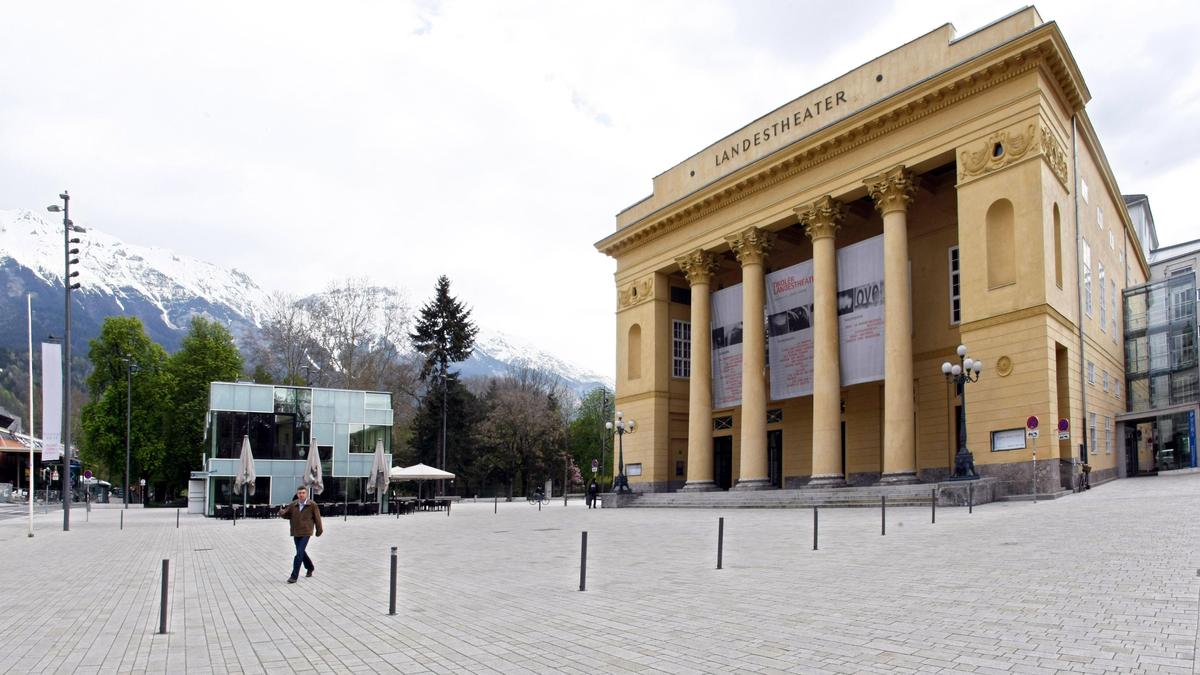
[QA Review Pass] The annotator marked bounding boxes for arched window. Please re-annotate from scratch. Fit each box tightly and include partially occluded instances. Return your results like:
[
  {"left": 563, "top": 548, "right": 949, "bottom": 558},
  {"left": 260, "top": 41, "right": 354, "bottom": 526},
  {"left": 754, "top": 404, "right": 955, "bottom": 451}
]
[
  {"left": 986, "top": 198, "right": 1016, "bottom": 288},
  {"left": 627, "top": 324, "right": 642, "bottom": 380},
  {"left": 1053, "top": 203, "right": 1063, "bottom": 289}
]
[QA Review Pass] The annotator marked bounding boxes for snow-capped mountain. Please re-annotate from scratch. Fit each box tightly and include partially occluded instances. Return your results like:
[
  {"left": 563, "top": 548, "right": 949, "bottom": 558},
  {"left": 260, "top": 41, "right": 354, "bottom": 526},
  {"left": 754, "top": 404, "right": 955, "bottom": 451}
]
[
  {"left": 0, "top": 208, "right": 271, "bottom": 353},
  {"left": 0, "top": 208, "right": 612, "bottom": 396}
]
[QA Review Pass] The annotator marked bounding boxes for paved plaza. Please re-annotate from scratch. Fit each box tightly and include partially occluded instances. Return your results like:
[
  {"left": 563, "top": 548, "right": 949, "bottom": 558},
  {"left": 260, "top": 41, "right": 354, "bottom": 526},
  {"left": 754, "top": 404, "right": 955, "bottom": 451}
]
[{"left": 1, "top": 476, "right": 1198, "bottom": 674}]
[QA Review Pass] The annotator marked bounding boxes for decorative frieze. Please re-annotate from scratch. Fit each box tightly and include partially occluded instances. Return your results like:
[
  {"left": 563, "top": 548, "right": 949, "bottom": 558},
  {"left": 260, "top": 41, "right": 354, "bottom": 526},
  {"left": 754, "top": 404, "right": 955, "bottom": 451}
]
[
  {"left": 617, "top": 276, "right": 654, "bottom": 309},
  {"left": 958, "top": 122, "right": 1069, "bottom": 188}
]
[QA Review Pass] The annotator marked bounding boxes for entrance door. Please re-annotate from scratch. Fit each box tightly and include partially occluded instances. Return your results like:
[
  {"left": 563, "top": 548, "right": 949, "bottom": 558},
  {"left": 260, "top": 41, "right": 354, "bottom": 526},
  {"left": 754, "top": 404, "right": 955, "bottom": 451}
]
[
  {"left": 1124, "top": 425, "right": 1138, "bottom": 477},
  {"left": 713, "top": 437, "right": 733, "bottom": 490},
  {"left": 767, "top": 430, "right": 783, "bottom": 488}
]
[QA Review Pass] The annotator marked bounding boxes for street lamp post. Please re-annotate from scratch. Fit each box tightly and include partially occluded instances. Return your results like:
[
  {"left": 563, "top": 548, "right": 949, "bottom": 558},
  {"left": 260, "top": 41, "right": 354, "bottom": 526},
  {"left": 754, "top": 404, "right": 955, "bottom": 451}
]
[
  {"left": 121, "top": 356, "right": 139, "bottom": 509},
  {"left": 47, "top": 191, "right": 83, "bottom": 531},
  {"left": 942, "top": 344, "right": 983, "bottom": 480},
  {"left": 605, "top": 411, "right": 635, "bottom": 493}
]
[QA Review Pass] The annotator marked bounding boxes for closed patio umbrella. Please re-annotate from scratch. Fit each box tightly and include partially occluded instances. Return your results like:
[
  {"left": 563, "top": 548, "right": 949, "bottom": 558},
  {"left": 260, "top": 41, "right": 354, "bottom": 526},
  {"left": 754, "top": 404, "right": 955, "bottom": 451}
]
[
  {"left": 365, "top": 438, "right": 389, "bottom": 514},
  {"left": 303, "top": 441, "right": 324, "bottom": 497},
  {"left": 234, "top": 435, "right": 256, "bottom": 517}
]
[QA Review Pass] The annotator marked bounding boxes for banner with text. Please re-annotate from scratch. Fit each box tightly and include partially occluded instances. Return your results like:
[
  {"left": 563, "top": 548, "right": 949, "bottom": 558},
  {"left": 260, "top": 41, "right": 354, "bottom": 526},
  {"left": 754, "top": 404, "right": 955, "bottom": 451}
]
[
  {"left": 710, "top": 284, "right": 744, "bottom": 409},
  {"left": 41, "top": 342, "right": 62, "bottom": 462},
  {"left": 763, "top": 234, "right": 886, "bottom": 401},
  {"left": 835, "top": 235, "right": 885, "bottom": 386},
  {"left": 764, "top": 260, "right": 816, "bottom": 400}
]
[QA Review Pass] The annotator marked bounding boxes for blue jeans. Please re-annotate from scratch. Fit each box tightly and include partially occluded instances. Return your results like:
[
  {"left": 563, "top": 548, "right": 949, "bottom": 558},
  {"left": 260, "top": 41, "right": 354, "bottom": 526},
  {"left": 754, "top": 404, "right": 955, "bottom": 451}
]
[{"left": 291, "top": 536, "right": 314, "bottom": 579}]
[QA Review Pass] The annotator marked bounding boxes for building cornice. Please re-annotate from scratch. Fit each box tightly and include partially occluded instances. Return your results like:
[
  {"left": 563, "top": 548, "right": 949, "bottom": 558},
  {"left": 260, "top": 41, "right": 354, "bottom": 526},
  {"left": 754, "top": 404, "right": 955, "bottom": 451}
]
[{"left": 596, "top": 24, "right": 1088, "bottom": 259}]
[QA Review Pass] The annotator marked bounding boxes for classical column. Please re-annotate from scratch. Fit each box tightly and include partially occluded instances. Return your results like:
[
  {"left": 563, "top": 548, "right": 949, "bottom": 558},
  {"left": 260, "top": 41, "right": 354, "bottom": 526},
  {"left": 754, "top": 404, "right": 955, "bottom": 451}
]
[
  {"left": 796, "top": 196, "right": 847, "bottom": 488},
  {"left": 866, "top": 165, "right": 920, "bottom": 484},
  {"left": 677, "top": 249, "right": 720, "bottom": 491},
  {"left": 726, "top": 226, "right": 775, "bottom": 490}
]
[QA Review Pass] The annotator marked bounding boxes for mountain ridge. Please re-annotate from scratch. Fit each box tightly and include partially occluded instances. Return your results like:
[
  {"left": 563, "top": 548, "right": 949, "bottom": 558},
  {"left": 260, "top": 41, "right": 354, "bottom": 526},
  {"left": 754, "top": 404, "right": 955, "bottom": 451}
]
[{"left": 0, "top": 208, "right": 612, "bottom": 397}]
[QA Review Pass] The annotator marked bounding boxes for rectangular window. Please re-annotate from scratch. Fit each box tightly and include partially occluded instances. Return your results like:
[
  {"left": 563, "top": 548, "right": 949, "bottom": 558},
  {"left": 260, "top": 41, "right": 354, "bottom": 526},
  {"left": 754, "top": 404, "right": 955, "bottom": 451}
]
[
  {"left": 1081, "top": 177, "right": 1089, "bottom": 203},
  {"left": 713, "top": 416, "right": 733, "bottom": 430},
  {"left": 1089, "top": 412, "right": 1097, "bottom": 456},
  {"left": 672, "top": 320, "right": 691, "bottom": 378},
  {"left": 1087, "top": 361, "right": 1095, "bottom": 384},
  {"left": 948, "top": 246, "right": 961, "bottom": 325},
  {"left": 1108, "top": 230, "right": 1115, "bottom": 250},
  {"left": 1102, "top": 370, "right": 1109, "bottom": 392},
  {"left": 1083, "top": 241, "right": 1093, "bottom": 316},
  {"left": 1111, "top": 280, "right": 1118, "bottom": 339},
  {"left": 767, "top": 408, "right": 783, "bottom": 424},
  {"left": 1105, "top": 417, "right": 1112, "bottom": 455},
  {"left": 1096, "top": 206, "right": 1103, "bottom": 231},
  {"left": 1099, "top": 263, "right": 1107, "bottom": 331},
  {"left": 1114, "top": 378, "right": 1121, "bottom": 400}
]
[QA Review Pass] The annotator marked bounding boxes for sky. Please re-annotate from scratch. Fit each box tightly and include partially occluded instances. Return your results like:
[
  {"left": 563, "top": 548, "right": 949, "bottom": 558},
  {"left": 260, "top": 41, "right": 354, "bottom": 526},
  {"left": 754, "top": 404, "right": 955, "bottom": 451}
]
[{"left": 2, "top": 1, "right": 1197, "bottom": 377}]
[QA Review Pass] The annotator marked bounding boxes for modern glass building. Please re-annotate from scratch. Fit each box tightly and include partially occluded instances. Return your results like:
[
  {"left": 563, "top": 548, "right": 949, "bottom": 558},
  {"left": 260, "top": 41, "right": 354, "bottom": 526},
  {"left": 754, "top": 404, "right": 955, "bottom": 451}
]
[
  {"left": 1120, "top": 272, "right": 1199, "bottom": 474},
  {"left": 202, "top": 382, "right": 393, "bottom": 515}
]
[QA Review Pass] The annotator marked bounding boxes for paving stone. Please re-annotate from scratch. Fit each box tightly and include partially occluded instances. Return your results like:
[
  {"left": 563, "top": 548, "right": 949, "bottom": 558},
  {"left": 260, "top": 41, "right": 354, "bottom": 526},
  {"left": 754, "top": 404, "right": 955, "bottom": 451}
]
[{"left": 0, "top": 475, "right": 1197, "bottom": 672}]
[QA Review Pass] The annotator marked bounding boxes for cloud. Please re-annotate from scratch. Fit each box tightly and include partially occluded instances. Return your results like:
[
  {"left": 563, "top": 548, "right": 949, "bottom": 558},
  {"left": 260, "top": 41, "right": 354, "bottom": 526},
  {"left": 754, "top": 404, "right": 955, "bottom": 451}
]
[{"left": 1, "top": 1, "right": 1197, "bottom": 376}]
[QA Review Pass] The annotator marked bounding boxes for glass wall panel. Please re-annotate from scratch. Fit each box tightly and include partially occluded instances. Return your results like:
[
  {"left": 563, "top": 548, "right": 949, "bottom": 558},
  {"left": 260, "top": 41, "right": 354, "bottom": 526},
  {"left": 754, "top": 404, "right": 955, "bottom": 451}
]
[
  {"left": 364, "top": 392, "right": 391, "bottom": 410},
  {"left": 1123, "top": 272, "right": 1199, "bottom": 414},
  {"left": 210, "top": 383, "right": 237, "bottom": 410},
  {"left": 349, "top": 424, "right": 390, "bottom": 453},
  {"left": 248, "top": 386, "right": 274, "bottom": 413},
  {"left": 211, "top": 477, "right": 270, "bottom": 506}
]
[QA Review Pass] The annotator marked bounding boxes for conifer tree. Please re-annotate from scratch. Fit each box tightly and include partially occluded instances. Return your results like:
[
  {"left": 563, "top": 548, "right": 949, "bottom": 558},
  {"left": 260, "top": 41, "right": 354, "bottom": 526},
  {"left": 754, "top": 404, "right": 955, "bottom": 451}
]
[{"left": 409, "top": 276, "right": 478, "bottom": 484}]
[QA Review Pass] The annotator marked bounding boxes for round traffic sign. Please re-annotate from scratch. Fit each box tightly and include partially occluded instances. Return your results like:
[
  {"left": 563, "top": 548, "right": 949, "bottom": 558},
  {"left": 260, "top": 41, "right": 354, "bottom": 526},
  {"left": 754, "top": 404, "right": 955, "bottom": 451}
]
[
  {"left": 83, "top": 470, "right": 93, "bottom": 479},
  {"left": 1058, "top": 418, "right": 1069, "bottom": 432},
  {"left": 1026, "top": 416, "right": 1039, "bottom": 430}
]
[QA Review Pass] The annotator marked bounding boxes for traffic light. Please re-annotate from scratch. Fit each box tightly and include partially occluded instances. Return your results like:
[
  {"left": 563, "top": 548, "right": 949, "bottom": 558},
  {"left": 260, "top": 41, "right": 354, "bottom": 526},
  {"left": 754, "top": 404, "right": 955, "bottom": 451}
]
[{"left": 66, "top": 220, "right": 81, "bottom": 291}]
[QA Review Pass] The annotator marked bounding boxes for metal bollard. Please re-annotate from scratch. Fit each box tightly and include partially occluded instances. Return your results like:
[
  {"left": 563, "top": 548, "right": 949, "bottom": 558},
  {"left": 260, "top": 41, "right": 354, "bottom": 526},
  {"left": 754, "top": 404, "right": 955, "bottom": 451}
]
[
  {"left": 494, "top": 495, "right": 497, "bottom": 514},
  {"left": 931, "top": 488, "right": 936, "bottom": 524},
  {"left": 159, "top": 559, "right": 169, "bottom": 634},
  {"left": 446, "top": 501, "right": 451, "bottom": 517},
  {"left": 538, "top": 499, "right": 541, "bottom": 512},
  {"left": 716, "top": 517, "right": 724, "bottom": 570},
  {"left": 969, "top": 483, "right": 974, "bottom": 514},
  {"left": 389, "top": 546, "right": 398, "bottom": 615},
  {"left": 579, "top": 531, "right": 588, "bottom": 592},
  {"left": 176, "top": 509, "right": 180, "bottom": 529},
  {"left": 812, "top": 507, "right": 818, "bottom": 551},
  {"left": 881, "top": 495, "right": 886, "bottom": 536}
]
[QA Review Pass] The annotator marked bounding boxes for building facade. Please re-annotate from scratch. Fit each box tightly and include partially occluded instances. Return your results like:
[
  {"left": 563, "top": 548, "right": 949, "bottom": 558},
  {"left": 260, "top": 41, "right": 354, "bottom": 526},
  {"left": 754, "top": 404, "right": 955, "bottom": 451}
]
[
  {"left": 596, "top": 8, "right": 1149, "bottom": 497},
  {"left": 202, "top": 382, "right": 392, "bottom": 514}
]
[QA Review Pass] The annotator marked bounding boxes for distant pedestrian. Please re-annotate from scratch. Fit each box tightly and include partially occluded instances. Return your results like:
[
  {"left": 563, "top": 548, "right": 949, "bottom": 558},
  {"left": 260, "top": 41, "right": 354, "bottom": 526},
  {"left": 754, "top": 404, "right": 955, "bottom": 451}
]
[
  {"left": 278, "top": 485, "right": 323, "bottom": 584},
  {"left": 1081, "top": 463, "right": 1092, "bottom": 490},
  {"left": 587, "top": 480, "right": 598, "bottom": 509}
]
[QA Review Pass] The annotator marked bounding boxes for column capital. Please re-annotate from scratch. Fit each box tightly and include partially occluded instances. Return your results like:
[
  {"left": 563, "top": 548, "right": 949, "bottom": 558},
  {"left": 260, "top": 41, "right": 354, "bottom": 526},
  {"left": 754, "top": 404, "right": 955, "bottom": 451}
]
[
  {"left": 725, "top": 226, "right": 775, "bottom": 266},
  {"left": 675, "top": 249, "right": 720, "bottom": 287},
  {"left": 796, "top": 196, "right": 846, "bottom": 242},
  {"left": 865, "top": 165, "right": 919, "bottom": 215}
]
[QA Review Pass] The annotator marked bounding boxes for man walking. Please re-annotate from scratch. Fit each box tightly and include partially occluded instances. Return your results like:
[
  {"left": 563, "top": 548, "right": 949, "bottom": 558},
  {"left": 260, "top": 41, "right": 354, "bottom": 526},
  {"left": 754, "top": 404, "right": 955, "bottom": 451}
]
[{"left": 278, "top": 485, "right": 323, "bottom": 583}]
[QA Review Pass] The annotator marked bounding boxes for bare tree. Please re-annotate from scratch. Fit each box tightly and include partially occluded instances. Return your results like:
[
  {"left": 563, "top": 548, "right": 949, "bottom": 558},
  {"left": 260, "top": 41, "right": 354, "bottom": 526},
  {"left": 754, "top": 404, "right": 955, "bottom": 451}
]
[
  {"left": 304, "top": 278, "right": 411, "bottom": 391},
  {"left": 246, "top": 291, "right": 314, "bottom": 384}
]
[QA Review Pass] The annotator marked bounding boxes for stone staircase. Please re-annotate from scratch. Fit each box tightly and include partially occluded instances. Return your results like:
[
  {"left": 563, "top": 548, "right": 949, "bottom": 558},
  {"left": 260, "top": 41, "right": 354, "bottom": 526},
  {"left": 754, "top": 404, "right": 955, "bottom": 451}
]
[{"left": 606, "top": 479, "right": 999, "bottom": 509}]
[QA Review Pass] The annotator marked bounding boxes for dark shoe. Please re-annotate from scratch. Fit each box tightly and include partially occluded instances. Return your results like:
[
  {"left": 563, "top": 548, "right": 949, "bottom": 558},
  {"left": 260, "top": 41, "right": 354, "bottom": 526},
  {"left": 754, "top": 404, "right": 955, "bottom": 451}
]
[
  {"left": 287, "top": 577, "right": 298, "bottom": 584},
  {"left": 306, "top": 568, "right": 314, "bottom": 578}
]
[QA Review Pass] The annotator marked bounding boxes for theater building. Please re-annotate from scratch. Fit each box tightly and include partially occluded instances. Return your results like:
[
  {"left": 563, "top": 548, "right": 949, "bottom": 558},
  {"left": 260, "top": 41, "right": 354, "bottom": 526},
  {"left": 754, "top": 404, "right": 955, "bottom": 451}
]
[{"left": 595, "top": 8, "right": 1149, "bottom": 497}]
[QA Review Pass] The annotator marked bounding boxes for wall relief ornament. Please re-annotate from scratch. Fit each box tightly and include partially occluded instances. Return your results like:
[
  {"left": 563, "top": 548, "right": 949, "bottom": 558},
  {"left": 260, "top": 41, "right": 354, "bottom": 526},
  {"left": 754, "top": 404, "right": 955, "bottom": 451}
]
[
  {"left": 796, "top": 195, "right": 846, "bottom": 241},
  {"left": 676, "top": 249, "right": 720, "bottom": 287},
  {"left": 958, "top": 122, "right": 1069, "bottom": 188},
  {"left": 617, "top": 276, "right": 654, "bottom": 309},
  {"left": 995, "top": 355, "right": 1013, "bottom": 377}
]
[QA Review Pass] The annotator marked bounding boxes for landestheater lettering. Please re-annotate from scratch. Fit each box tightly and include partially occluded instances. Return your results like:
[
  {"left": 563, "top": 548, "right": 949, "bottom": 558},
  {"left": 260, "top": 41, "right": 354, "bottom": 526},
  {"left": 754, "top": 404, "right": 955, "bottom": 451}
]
[{"left": 714, "top": 91, "right": 847, "bottom": 168}]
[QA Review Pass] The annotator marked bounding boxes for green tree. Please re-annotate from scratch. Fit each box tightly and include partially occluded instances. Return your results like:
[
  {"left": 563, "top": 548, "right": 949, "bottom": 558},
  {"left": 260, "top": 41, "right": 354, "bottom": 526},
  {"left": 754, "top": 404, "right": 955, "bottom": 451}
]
[
  {"left": 163, "top": 317, "right": 243, "bottom": 497},
  {"left": 80, "top": 317, "right": 171, "bottom": 489},
  {"left": 409, "top": 276, "right": 478, "bottom": 479},
  {"left": 567, "top": 386, "right": 614, "bottom": 488},
  {"left": 407, "top": 377, "right": 484, "bottom": 494}
]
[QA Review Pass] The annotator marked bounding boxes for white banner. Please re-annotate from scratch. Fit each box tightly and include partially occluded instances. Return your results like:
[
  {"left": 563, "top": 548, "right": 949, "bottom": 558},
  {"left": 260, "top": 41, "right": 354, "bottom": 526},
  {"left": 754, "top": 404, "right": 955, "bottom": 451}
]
[
  {"left": 710, "top": 284, "right": 743, "bottom": 409},
  {"left": 836, "top": 235, "right": 885, "bottom": 386},
  {"left": 41, "top": 342, "right": 62, "bottom": 462},
  {"left": 765, "top": 260, "right": 815, "bottom": 400},
  {"left": 762, "top": 234, "right": 886, "bottom": 401}
]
